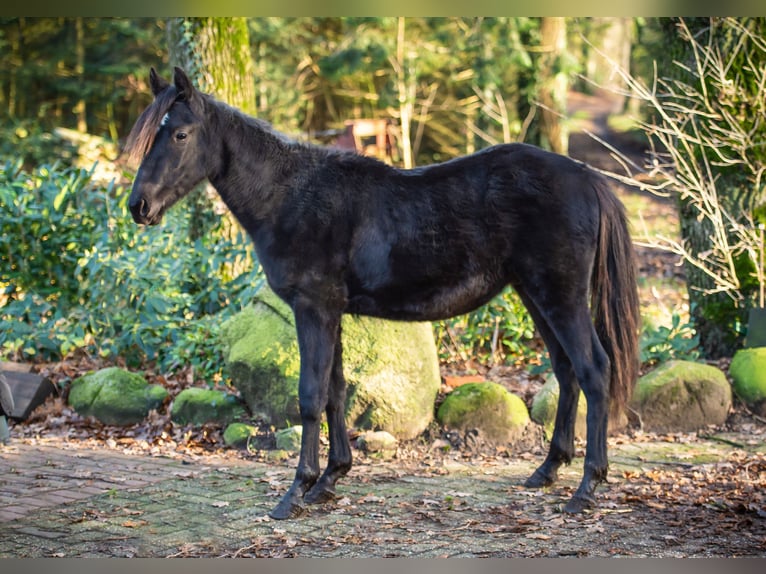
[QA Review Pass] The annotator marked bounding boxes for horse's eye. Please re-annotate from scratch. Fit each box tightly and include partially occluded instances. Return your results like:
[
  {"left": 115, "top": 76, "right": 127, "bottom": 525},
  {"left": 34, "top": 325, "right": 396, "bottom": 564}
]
[{"left": 175, "top": 131, "right": 188, "bottom": 141}]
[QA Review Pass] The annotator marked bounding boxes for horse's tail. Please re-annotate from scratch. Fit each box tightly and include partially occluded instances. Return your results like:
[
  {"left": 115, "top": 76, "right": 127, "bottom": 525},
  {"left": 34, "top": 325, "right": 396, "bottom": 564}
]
[{"left": 591, "top": 177, "right": 640, "bottom": 422}]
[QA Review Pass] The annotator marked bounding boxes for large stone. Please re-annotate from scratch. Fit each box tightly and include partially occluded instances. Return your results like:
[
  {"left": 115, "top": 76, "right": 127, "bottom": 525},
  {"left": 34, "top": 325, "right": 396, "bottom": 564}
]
[
  {"left": 437, "top": 381, "right": 530, "bottom": 445},
  {"left": 0, "top": 361, "right": 55, "bottom": 421},
  {"left": 630, "top": 360, "right": 731, "bottom": 432},
  {"left": 729, "top": 347, "right": 766, "bottom": 417},
  {"left": 219, "top": 288, "right": 301, "bottom": 425},
  {"left": 530, "top": 375, "right": 588, "bottom": 441},
  {"left": 68, "top": 367, "right": 167, "bottom": 426},
  {"left": 170, "top": 388, "right": 246, "bottom": 426},
  {"left": 342, "top": 316, "right": 441, "bottom": 440},
  {"left": 220, "top": 286, "right": 441, "bottom": 440}
]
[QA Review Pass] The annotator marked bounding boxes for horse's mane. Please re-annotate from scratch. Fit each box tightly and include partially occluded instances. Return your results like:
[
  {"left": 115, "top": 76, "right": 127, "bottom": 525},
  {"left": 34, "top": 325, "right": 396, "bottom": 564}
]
[{"left": 123, "top": 85, "right": 180, "bottom": 166}]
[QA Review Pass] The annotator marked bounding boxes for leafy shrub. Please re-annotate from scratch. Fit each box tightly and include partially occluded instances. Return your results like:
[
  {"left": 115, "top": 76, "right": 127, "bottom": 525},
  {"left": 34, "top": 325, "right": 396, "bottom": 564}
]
[
  {"left": 0, "top": 160, "right": 98, "bottom": 306},
  {"left": 0, "top": 161, "right": 263, "bottom": 381},
  {"left": 640, "top": 310, "right": 701, "bottom": 367},
  {"left": 434, "top": 285, "right": 540, "bottom": 367}
]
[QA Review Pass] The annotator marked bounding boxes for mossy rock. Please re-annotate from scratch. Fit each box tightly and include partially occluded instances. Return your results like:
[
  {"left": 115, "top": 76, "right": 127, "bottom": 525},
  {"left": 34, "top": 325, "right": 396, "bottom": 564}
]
[
  {"left": 219, "top": 288, "right": 301, "bottom": 425},
  {"left": 275, "top": 425, "right": 303, "bottom": 451},
  {"left": 220, "top": 286, "right": 441, "bottom": 440},
  {"left": 357, "top": 430, "right": 398, "bottom": 459},
  {"left": 729, "top": 347, "right": 766, "bottom": 416},
  {"left": 223, "top": 422, "right": 258, "bottom": 448},
  {"left": 530, "top": 375, "right": 588, "bottom": 441},
  {"left": 341, "top": 316, "right": 441, "bottom": 440},
  {"left": 630, "top": 360, "right": 731, "bottom": 432},
  {"left": 68, "top": 367, "right": 167, "bottom": 426},
  {"left": 170, "top": 388, "right": 246, "bottom": 426},
  {"left": 437, "top": 381, "right": 530, "bottom": 445}
]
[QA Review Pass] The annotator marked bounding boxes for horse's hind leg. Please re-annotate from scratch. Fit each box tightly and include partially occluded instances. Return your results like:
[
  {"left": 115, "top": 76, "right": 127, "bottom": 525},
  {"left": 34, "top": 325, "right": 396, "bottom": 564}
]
[
  {"left": 519, "top": 288, "right": 611, "bottom": 512},
  {"left": 515, "top": 289, "right": 580, "bottom": 489},
  {"left": 304, "top": 325, "right": 353, "bottom": 505}
]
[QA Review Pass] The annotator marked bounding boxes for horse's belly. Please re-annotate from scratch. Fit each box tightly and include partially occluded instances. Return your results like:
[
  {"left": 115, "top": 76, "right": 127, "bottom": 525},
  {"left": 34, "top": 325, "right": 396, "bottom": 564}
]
[{"left": 346, "top": 273, "right": 504, "bottom": 322}]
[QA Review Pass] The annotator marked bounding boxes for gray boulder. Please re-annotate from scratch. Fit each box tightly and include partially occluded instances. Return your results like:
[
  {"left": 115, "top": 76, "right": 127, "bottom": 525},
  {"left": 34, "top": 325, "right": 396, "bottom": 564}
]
[
  {"left": 220, "top": 286, "right": 441, "bottom": 440},
  {"left": 630, "top": 360, "right": 731, "bottom": 432},
  {"left": 68, "top": 367, "right": 167, "bottom": 426}
]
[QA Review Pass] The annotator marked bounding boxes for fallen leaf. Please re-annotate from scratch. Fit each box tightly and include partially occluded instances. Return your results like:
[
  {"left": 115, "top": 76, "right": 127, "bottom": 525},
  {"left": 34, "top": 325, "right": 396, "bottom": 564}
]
[
  {"left": 527, "top": 533, "right": 551, "bottom": 540},
  {"left": 121, "top": 520, "right": 147, "bottom": 528}
]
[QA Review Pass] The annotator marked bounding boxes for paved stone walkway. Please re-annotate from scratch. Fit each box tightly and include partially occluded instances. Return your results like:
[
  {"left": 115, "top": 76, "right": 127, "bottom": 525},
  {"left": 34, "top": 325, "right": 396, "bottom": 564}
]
[{"left": 1, "top": 435, "right": 765, "bottom": 557}]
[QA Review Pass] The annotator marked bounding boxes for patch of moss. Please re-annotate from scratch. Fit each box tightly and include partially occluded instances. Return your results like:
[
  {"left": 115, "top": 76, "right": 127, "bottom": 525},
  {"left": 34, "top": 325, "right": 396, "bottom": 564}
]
[
  {"left": 223, "top": 422, "right": 258, "bottom": 448},
  {"left": 220, "top": 290, "right": 301, "bottom": 424},
  {"left": 275, "top": 425, "right": 303, "bottom": 451}
]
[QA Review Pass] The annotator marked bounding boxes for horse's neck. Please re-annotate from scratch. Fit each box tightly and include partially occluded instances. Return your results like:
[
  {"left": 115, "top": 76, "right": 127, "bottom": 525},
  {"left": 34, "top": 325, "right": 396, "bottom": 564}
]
[{"left": 207, "top": 106, "right": 297, "bottom": 227}]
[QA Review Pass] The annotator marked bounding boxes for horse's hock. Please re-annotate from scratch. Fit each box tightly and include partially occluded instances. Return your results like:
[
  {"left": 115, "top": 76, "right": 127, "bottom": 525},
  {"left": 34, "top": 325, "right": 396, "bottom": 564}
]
[{"left": 220, "top": 286, "right": 441, "bottom": 440}]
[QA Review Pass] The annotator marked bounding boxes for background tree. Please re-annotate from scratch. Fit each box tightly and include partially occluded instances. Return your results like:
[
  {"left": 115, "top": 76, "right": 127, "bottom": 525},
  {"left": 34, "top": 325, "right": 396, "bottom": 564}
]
[
  {"left": 165, "top": 17, "right": 256, "bottom": 242},
  {"left": 654, "top": 17, "right": 766, "bottom": 357},
  {"left": 609, "top": 17, "right": 766, "bottom": 358},
  {"left": 536, "top": 17, "right": 569, "bottom": 154}
]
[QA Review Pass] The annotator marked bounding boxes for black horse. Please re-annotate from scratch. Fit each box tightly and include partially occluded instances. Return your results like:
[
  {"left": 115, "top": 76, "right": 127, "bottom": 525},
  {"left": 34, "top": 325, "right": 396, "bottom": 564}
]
[{"left": 125, "top": 67, "right": 640, "bottom": 520}]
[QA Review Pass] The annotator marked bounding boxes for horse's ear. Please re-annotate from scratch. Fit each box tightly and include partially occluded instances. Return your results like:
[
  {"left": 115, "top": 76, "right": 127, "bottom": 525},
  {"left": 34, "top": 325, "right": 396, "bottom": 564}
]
[
  {"left": 149, "top": 67, "right": 169, "bottom": 97},
  {"left": 173, "top": 67, "right": 196, "bottom": 103}
]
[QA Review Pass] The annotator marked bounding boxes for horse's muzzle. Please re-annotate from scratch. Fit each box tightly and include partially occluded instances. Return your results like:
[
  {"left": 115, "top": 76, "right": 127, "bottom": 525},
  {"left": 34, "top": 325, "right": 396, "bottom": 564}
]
[{"left": 129, "top": 196, "right": 161, "bottom": 225}]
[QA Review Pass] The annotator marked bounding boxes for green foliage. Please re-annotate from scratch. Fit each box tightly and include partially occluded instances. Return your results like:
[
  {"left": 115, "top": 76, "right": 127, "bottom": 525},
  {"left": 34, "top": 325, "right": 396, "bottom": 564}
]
[
  {"left": 0, "top": 162, "right": 262, "bottom": 381},
  {"left": 434, "top": 286, "right": 539, "bottom": 367},
  {"left": 0, "top": 121, "right": 79, "bottom": 168},
  {"left": 0, "top": 160, "right": 106, "bottom": 308},
  {"left": 640, "top": 310, "right": 701, "bottom": 367}
]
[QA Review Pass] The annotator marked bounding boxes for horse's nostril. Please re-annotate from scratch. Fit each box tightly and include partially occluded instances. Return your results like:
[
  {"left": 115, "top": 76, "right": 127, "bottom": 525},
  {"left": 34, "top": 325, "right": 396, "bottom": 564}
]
[{"left": 139, "top": 198, "right": 149, "bottom": 217}]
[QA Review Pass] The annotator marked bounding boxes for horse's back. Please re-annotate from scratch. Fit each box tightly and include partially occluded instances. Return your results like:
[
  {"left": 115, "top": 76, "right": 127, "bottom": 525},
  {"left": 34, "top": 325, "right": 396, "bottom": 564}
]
[{"left": 343, "top": 143, "right": 604, "bottom": 321}]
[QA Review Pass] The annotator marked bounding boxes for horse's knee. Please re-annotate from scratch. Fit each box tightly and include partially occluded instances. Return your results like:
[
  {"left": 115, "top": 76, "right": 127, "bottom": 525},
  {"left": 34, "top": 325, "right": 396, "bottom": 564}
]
[{"left": 299, "top": 394, "right": 325, "bottom": 423}]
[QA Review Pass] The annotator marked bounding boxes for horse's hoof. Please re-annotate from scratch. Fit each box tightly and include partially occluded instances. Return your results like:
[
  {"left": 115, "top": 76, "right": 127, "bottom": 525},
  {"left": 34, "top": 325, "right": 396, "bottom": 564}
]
[
  {"left": 524, "top": 469, "right": 556, "bottom": 489},
  {"left": 268, "top": 497, "right": 306, "bottom": 520},
  {"left": 563, "top": 495, "right": 596, "bottom": 514},
  {"left": 304, "top": 483, "right": 336, "bottom": 505}
]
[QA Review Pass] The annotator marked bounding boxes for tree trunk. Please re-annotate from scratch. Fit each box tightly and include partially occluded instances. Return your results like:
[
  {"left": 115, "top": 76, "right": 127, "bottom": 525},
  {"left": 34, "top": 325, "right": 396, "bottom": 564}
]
[
  {"left": 658, "top": 17, "right": 766, "bottom": 357},
  {"left": 537, "top": 17, "right": 568, "bottom": 155},
  {"left": 74, "top": 17, "right": 87, "bottom": 134},
  {"left": 585, "top": 17, "right": 633, "bottom": 112},
  {"left": 166, "top": 18, "right": 256, "bottom": 242},
  {"left": 394, "top": 17, "right": 415, "bottom": 169}
]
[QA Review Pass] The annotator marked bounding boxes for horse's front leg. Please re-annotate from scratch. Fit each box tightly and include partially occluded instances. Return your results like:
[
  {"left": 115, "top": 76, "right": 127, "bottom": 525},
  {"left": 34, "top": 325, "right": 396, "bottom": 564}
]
[
  {"left": 305, "top": 323, "right": 352, "bottom": 505},
  {"left": 269, "top": 301, "right": 340, "bottom": 520}
]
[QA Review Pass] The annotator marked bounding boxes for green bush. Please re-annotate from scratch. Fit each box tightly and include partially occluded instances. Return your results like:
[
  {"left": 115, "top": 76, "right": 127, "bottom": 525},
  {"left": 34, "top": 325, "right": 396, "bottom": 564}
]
[
  {"left": 0, "top": 160, "right": 99, "bottom": 306},
  {"left": 434, "top": 285, "right": 539, "bottom": 367},
  {"left": 640, "top": 310, "right": 701, "bottom": 367},
  {"left": 0, "top": 160, "right": 262, "bottom": 380}
]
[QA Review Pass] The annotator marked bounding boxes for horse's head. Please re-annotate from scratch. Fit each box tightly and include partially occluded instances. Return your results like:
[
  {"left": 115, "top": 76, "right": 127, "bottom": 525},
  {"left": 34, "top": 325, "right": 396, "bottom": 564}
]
[{"left": 126, "top": 67, "right": 208, "bottom": 226}]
